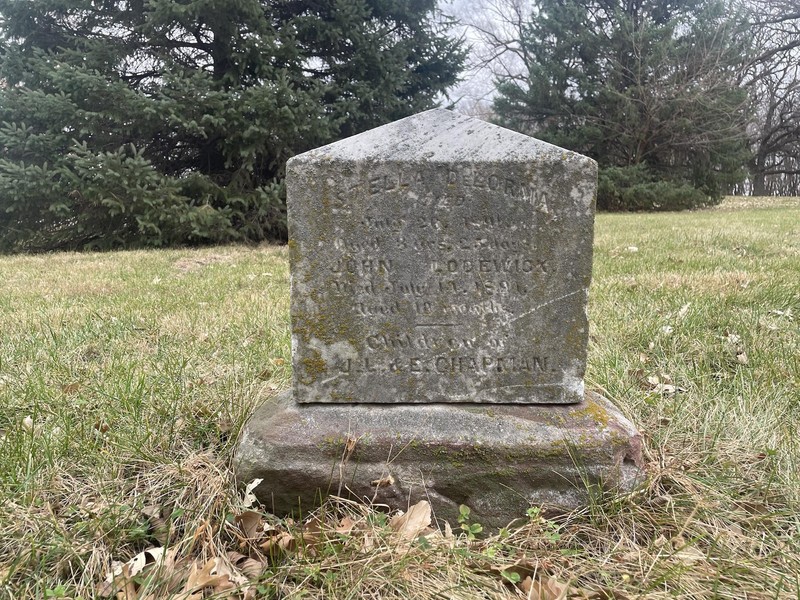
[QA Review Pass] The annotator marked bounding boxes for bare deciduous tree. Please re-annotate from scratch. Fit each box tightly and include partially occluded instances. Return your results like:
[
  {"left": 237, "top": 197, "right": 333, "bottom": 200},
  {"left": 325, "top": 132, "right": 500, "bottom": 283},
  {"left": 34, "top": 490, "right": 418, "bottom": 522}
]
[
  {"left": 453, "top": 0, "right": 800, "bottom": 196},
  {"left": 738, "top": 0, "right": 800, "bottom": 195}
]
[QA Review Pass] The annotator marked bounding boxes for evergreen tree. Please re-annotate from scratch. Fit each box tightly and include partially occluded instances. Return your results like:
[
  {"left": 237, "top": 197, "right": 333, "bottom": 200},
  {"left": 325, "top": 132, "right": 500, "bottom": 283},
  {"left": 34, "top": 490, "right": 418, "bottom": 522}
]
[
  {"left": 491, "top": 0, "right": 751, "bottom": 210},
  {"left": 0, "top": 0, "right": 464, "bottom": 251}
]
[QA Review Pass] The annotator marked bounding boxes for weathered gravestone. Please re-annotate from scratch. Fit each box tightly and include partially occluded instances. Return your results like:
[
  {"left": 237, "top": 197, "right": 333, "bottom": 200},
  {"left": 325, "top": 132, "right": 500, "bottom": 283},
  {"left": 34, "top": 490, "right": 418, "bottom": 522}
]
[{"left": 235, "top": 109, "right": 642, "bottom": 528}]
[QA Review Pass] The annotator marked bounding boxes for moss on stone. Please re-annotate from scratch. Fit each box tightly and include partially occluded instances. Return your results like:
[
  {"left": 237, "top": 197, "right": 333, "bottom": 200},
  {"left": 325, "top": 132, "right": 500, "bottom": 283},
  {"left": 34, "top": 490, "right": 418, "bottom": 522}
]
[
  {"left": 493, "top": 467, "right": 516, "bottom": 478},
  {"left": 299, "top": 349, "right": 327, "bottom": 384},
  {"left": 569, "top": 398, "right": 610, "bottom": 427}
]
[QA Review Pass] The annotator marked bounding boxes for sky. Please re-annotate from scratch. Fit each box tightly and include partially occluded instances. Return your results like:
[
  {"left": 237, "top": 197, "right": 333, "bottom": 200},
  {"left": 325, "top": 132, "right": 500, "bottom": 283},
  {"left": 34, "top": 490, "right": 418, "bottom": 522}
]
[{"left": 443, "top": 0, "right": 531, "bottom": 116}]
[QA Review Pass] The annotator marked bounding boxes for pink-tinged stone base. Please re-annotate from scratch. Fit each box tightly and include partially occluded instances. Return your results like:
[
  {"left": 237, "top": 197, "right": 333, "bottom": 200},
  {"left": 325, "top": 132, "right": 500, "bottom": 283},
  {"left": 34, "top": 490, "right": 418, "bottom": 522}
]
[{"left": 234, "top": 391, "right": 644, "bottom": 529}]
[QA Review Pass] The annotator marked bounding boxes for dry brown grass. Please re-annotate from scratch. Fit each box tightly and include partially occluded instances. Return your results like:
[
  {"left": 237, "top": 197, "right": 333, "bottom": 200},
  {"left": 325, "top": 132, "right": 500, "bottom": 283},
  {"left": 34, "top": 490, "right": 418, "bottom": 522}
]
[{"left": 715, "top": 195, "right": 800, "bottom": 211}]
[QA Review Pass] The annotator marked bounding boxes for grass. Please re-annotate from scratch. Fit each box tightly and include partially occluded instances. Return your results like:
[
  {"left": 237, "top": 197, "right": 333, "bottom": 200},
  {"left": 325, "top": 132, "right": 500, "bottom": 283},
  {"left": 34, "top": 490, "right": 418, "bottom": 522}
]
[{"left": 0, "top": 196, "right": 798, "bottom": 598}]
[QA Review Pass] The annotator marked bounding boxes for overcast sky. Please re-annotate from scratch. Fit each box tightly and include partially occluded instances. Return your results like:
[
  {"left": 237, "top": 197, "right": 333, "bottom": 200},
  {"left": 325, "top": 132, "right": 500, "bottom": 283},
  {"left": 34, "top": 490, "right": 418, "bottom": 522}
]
[{"left": 443, "top": 0, "right": 529, "bottom": 116}]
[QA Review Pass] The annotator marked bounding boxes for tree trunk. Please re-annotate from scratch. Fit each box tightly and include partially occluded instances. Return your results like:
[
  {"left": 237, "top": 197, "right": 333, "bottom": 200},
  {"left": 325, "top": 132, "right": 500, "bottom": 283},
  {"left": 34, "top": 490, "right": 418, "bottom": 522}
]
[{"left": 752, "top": 171, "right": 767, "bottom": 196}]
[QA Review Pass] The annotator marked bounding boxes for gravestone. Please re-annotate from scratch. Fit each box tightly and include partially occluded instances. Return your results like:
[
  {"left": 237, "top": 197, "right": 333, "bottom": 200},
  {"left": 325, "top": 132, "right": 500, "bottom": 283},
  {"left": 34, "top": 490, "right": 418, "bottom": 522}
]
[
  {"left": 235, "top": 109, "right": 642, "bottom": 528},
  {"left": 288, "top": 109, "right": 593, "bottom": 405}
]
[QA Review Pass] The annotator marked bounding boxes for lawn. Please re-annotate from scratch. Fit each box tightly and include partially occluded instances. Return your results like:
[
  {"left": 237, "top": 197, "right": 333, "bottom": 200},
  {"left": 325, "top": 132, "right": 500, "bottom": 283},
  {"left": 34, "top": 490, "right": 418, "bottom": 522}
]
[{"left": 0, "top": 197, "right": 798, "bottom": 599}]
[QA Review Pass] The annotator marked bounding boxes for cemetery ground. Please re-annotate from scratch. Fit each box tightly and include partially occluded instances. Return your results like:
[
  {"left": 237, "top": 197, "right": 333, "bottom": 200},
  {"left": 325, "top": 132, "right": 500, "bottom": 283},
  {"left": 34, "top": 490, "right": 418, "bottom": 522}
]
[{"left": 0, "top": 197, "right": 798, "bottom": 599}]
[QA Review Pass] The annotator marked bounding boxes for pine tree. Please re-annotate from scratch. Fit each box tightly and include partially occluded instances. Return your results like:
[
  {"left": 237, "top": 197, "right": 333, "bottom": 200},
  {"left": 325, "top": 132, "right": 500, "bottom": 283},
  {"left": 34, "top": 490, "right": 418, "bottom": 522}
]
[
  {"left": 491, "top": 0, "right": 751, "bottom": 210},
  {"left": 0, "top": 0, "right": 464, "bottom": 251}
]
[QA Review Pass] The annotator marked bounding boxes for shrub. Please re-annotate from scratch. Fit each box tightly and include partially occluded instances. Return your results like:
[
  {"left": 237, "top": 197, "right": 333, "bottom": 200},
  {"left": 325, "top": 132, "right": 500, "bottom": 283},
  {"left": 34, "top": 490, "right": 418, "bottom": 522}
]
[{"left": 597, "top": 165, "right": 721, "bottom": 211}]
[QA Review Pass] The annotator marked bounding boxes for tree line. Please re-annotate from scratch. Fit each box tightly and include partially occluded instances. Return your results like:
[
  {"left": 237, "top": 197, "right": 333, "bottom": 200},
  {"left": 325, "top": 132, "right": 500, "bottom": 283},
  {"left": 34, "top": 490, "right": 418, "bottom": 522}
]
[
  {"left": 467, "top": 0, "right": 800, "bottom": 209},
  {"left": 0, "top": 0, "right": 797, "bottom": 252},
  {"left": 0, "top": 0, "right": 464, "bottom": 251}
]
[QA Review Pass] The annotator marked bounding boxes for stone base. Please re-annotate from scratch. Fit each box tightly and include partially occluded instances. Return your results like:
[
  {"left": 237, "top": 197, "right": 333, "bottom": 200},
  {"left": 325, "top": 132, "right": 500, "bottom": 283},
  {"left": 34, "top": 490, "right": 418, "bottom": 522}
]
[{"left": 234, "top": 391, "right": 644, "bottom": 529}]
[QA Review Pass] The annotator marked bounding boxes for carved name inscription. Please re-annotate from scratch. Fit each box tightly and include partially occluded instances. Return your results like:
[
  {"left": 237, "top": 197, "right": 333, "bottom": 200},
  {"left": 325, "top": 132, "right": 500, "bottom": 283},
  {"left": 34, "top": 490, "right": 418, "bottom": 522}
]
[{"left": 287, "top": 109, "right": 596, "bottom": 404}]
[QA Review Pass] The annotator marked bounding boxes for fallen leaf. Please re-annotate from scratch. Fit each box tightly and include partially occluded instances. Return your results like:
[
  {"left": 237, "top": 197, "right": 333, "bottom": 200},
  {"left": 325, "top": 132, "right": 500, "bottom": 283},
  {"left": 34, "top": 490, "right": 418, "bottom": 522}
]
[
  {"left": 96, "top": 563, "right": 137, "bottom": 599},
  {"left": 371, "top": 474, "right": 395, "bottom": 488},
  {"left": 260, "top": 531, "right": 297, "bottom": 555},
  {"left": 278, "top": 531, "right": 297, "bottom": 551},
  {"left": 95, "top": 576, "right": 116, "bottom": 597},
  {"left": 336, "top": 516, "right": 356, "bottom": 535},
  {"left": 234, "top": 510, "right": 263, "bottom": 539},
  {"left": 227, "top": 551, "right": 265, "bottom": 579},
  {"left": 646, "top": 374, "right": 683, "bottom": 395},
  {"left": 300, "top": 518, "right": 323, "bottom": 546},
  {"left": 389, "top": 500, "right": 432, "bottom": 541},
  {"left": 242, "top": 478, "right": 263, "bottom": 508},
  {"left": 142, "top": 506, "right": 170, "bottom": 545},
  {"left": 160, "top": 548, "right": 189, "bottom": 593},
  {"left": 127, "top": 547, "right": 164, "bottom": 577},
  {"left": 521, "top": 576, "right": 533, "bottom": 593},
  {"left": 141, "top": 505, "right": 161, "bottom": 519},
  {"left": 521, "top": 575, "right": 569, "bottom": 600},
  {"left": 181, "top": 557, "right": 236, "bottom": 598}
]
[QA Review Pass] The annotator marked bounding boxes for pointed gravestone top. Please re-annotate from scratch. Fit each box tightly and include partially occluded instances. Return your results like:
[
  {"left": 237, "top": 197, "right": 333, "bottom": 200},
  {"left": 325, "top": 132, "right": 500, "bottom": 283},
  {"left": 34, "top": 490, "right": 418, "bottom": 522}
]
[
  {"left": 286, "top": 109, "right": 597, "bottom": 404},
  {"left": 291, "top": 108, "right": 580, "bottom": 163}
]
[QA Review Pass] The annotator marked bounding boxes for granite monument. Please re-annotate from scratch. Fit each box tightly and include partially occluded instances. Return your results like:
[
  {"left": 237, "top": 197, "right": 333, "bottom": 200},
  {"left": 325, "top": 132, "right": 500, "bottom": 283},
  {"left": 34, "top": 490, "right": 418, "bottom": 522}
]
[{"left": 235, "top": 109, "right": 642, "bottom": 528}]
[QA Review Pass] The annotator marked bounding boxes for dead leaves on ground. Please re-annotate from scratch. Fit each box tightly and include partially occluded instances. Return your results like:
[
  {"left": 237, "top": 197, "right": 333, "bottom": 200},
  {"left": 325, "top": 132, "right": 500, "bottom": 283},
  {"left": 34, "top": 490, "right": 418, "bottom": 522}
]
[
  {"left": 481, "top": 553, "right": 632, "bottom": 600},
  {"left": 645, "top": 373, "right": 685, "bottom": 396},
  {"left": 99, "top": 550, "right": 253, "bottom": 600},
  {"left": 97, "top": 498, "right": 641, "bottom": 600},
  {"left": 388, "top": 499, "right": 434, "bottom": 542},
  {"left": 97, "top": 499, "right": 442, "bottom": 599},
  {"left": 519, "top": 575, "right": 608, "bottom": 600}
]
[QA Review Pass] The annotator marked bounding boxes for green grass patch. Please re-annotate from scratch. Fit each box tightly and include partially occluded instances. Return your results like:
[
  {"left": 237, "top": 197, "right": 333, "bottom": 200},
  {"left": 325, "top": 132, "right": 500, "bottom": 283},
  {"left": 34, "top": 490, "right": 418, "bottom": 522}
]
[{"left": 0, "top": 197, "right": 798, "bottom": 598}]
